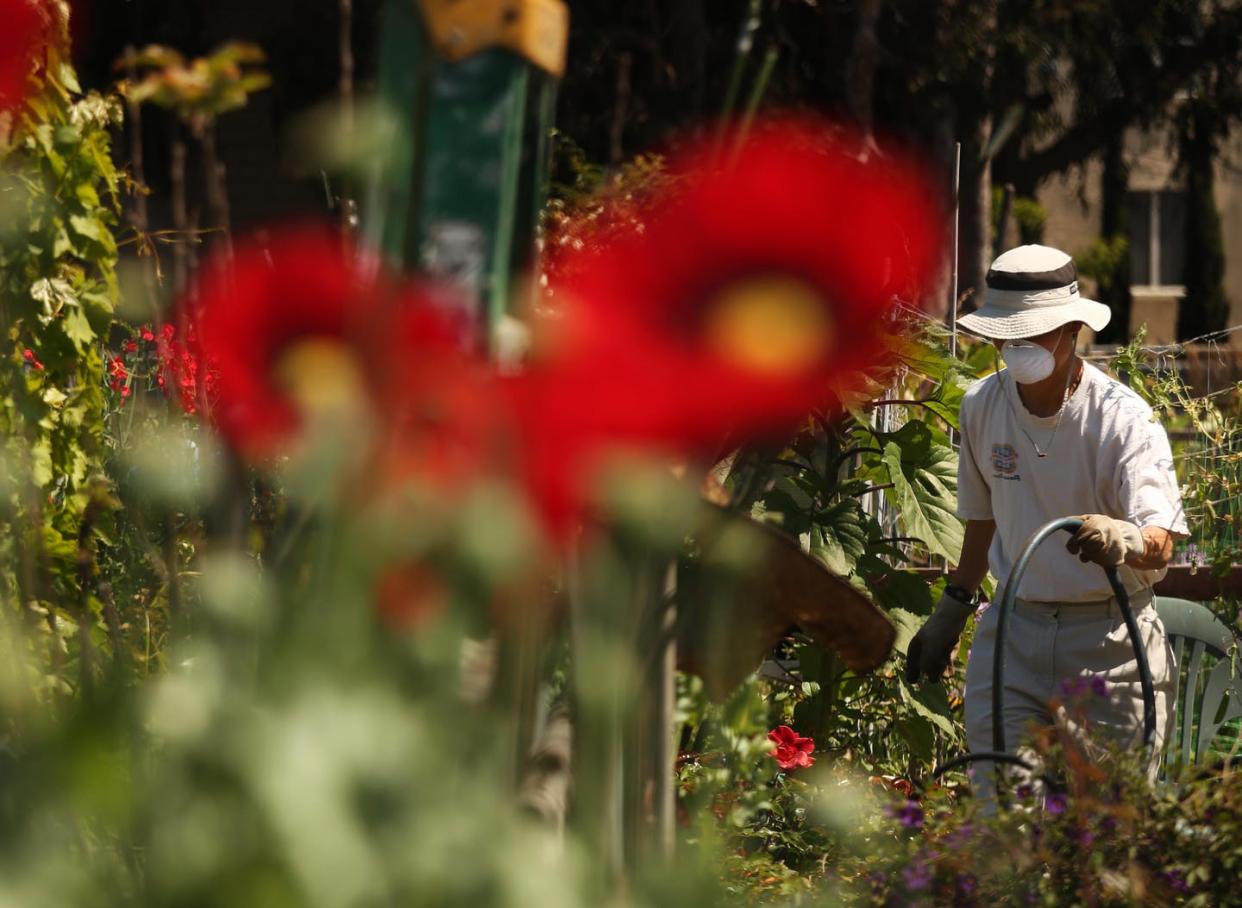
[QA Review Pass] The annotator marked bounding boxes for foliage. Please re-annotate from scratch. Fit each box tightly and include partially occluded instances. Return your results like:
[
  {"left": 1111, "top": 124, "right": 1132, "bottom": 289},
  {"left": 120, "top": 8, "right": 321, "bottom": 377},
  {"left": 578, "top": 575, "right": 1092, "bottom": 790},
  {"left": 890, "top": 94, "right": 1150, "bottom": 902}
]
[
  {"left": 1076, "top": 234, "right": 1130, "bottom": 294},
  {"left": 121, "top": 42, "right": 272, "bottom": 133},
  {"left": 0, "top": 6, "right": 123, "bottom": 694},
  {"left": 1108, "top": 326, "right": 1242, "bottom": 575},
  {"left": 711, "top": 321, "right": 998, "bottom": 784},
  {"left": 993, "top": 187, "right": 1047, "bottom": 246}
]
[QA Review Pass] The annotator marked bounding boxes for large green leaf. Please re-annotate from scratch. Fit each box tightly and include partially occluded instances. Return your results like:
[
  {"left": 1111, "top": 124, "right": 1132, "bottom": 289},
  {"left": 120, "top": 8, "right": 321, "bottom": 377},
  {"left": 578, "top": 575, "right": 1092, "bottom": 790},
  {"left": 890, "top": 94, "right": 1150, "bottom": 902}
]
[
  {"left": 920, "top": 372, "right": 972, "bottom": 430},
  {"left": 809, "top": 498, "right": 868, "bottom": 576},
  {"left": 899, "top": 677, "right": 960, "bottom": 739},
  {"left": 881, "top": 435, "right": 964, "bottom": 563}
]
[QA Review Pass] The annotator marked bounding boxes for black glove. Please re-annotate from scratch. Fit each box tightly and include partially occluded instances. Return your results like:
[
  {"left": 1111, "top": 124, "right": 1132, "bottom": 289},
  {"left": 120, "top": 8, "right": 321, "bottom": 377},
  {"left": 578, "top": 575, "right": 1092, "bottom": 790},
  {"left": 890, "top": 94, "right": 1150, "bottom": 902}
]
[{"left": 904, "top": 588, "right": 975, "bottom": 684}]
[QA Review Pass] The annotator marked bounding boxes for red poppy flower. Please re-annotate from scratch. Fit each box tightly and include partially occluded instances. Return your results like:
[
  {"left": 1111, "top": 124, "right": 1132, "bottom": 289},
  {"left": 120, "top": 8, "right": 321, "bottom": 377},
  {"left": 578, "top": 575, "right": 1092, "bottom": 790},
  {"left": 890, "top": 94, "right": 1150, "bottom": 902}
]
[
  {"left": 188, "top": 227, "right": 508, "bottom": 506},
  {"left": 373, "top": 562, "right": 449, "bottom": 631},
  {"left": 361, "top": 296, "right": 513, "bottom": 496},
  {"left": 190, "top": 228, "right": 390, "bottom": 461},
  {"left": 0, "top": 0, "right": 42, "bottom": 112},
  {"left": 540, "top": 116, "right": 944, "bottom": 449},
  {"left": 768, "top": 725, "right": 815, "bottom": 771}
]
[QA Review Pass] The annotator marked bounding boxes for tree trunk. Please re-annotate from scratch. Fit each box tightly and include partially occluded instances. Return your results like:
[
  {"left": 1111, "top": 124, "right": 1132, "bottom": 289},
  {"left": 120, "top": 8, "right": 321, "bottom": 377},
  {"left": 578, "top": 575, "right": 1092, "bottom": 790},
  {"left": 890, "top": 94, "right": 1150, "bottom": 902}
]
[
  {"left": 846, "top": 0, "right": 883, "bottom": 143},
  {"left": 1177, "top": 101, "right": 1228, "bottom": 341},
  {"left": 957, "top": 120, "right": 993, "bottom": 314},
  {"left": 1096, "top": 135, "right": 1131, "bottom": 342}
]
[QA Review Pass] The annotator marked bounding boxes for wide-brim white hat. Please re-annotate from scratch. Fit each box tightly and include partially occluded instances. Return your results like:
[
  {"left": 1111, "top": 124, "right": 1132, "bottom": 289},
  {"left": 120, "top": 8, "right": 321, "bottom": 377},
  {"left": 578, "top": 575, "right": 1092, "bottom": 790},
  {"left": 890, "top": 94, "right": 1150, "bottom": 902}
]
[{"left": 957, "top": 244, "right": 1112, "bottom": 340}]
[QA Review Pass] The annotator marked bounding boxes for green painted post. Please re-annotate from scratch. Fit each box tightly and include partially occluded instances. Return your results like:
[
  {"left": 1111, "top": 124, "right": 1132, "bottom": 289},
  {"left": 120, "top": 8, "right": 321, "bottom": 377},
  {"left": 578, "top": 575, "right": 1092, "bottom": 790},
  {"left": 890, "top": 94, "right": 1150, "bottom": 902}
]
[{"left": 365, "top": 0, "right": 563, "bottom": 355}]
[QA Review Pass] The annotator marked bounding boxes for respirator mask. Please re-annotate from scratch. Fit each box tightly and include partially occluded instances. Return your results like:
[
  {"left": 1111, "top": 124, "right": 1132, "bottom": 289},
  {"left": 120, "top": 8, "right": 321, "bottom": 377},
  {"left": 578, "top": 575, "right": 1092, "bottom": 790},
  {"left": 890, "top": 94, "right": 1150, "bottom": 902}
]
[{"left": 1000, "top": 328, "right": 1066, "bottom": 384}]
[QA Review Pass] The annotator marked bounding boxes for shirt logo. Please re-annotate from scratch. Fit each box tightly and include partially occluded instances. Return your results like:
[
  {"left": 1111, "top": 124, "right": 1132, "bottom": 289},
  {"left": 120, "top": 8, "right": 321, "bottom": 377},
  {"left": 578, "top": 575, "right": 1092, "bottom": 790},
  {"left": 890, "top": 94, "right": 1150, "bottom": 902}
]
[{"left": 991, "top": 443, "right": 1021, "bottom": 480}]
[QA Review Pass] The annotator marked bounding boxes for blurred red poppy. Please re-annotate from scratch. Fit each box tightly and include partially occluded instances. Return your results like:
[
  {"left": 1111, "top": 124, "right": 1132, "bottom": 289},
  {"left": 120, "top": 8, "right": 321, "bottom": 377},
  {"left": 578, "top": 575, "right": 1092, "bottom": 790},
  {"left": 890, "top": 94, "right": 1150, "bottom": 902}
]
[
  {"left": 188, "top": 227, "right": 507, "bottom": 505},
  {"left": 539, "top": 117, "right": 944, "bottom": 449},
  {"left": 363, "top": 297, "right": 513, "bottom": 495},
  {"left": 374, "top": 562, "right": 449, "bottom": 631},
  {"left": 191, "top": 228, "right": 390, "bottom": 461},
  {"left": 0, "top": 0, "right": 43, "bottom": 111}
]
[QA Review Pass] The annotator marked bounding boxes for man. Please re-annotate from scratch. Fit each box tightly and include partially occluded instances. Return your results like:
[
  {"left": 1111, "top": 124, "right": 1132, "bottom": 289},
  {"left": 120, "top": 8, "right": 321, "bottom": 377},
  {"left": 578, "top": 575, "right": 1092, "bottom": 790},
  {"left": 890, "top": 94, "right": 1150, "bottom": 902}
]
[{"left": 906, "top": 244, "right": 1187, "bottom": 790}]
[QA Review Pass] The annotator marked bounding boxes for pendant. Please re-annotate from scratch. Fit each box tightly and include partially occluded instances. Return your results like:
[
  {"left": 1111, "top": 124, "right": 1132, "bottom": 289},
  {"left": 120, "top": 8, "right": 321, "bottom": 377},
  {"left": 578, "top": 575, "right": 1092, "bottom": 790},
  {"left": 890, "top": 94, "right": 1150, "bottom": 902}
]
[{"left": 1037, "top": 452, "right": 1048, "bottom": 458}]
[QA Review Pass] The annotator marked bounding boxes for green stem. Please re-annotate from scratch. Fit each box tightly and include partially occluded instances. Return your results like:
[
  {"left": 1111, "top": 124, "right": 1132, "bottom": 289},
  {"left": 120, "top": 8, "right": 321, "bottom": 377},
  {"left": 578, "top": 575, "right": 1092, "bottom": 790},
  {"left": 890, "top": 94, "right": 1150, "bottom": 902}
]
[{"left": 729, "top": 43, "right": 780, "bottom": 165}]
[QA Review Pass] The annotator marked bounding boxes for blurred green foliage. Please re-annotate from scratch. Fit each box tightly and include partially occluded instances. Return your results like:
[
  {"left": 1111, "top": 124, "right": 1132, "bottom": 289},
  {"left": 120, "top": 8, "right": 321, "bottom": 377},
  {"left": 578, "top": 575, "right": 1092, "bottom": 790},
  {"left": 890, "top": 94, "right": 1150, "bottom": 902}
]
[{"left": 0, "top": 11, "right": 123, "bottom": 698}]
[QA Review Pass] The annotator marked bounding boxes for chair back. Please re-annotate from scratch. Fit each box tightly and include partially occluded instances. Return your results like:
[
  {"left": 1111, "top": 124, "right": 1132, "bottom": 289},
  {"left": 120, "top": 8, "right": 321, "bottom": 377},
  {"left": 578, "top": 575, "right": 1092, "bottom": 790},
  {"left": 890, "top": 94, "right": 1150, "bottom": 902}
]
[{"left": 1156, "top": 597, "right": 1242, "bottom": 770}]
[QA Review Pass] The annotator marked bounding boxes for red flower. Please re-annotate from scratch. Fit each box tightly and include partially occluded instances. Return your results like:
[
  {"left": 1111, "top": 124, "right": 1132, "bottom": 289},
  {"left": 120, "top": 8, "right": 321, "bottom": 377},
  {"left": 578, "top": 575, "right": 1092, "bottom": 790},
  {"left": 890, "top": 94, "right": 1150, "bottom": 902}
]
[
  {"left": 156, "top": 321, "right": 219, "bottom": 415},
  {"left": 361, "top": 295, "right": 513, "bottom": 495},
  {"left": 374, "top": 562, "right": 449, "bottom": 631},
  {"left": 0, "top": 0, "right": 42, "bottom": 112},
  {"left": 768, "top": 725, "right": 815, "bottom": 771},
  {"left": 540, "top": 116, "right": 944, "bottom": 450},
  {"left": 187, "top": 227, "right": 507, "bottom": 503},
  {"left": 506, "top": 119, "right": 942, "bottom": 540},
  {"left": 189, "top": 228, "right": 390, "bottom": 460}
]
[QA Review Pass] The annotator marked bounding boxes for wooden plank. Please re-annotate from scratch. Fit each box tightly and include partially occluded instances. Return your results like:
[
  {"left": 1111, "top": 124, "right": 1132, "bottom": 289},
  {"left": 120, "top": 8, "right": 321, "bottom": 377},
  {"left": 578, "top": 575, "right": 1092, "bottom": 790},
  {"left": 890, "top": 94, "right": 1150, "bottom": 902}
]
[{"left": 906, "top": 565, "right": 1242, "bottom": 602}]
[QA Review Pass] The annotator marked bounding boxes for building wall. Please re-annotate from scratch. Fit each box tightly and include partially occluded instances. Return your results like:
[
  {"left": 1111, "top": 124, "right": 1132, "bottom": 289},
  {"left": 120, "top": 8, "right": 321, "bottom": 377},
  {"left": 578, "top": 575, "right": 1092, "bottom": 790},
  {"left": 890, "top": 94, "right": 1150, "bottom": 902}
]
[{"left": 1037, "top": 127, "right": 1242, "bottom": 348}]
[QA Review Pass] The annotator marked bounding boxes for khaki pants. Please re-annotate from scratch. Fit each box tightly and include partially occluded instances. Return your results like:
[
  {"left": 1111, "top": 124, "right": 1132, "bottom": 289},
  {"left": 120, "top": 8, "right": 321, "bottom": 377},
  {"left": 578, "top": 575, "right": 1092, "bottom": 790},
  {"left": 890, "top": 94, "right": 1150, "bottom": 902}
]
[{"left": 963, "top": 590, "right": 1175, "bottom": 801}]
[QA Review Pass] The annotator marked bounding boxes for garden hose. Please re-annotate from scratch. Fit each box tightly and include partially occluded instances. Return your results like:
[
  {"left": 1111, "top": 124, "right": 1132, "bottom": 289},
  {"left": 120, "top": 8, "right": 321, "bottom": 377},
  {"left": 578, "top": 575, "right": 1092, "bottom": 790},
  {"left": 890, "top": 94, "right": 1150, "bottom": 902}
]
[{"left": 930, "top": 516, "right": 1157, "bottom": 783}]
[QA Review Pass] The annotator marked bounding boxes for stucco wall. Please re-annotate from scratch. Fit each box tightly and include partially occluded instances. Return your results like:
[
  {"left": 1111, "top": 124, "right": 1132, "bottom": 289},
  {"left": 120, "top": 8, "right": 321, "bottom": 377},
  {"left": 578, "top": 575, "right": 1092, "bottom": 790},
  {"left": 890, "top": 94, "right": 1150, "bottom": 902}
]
[{"left": 1037, "top": 127, "right": 1242, "bottom": 347}]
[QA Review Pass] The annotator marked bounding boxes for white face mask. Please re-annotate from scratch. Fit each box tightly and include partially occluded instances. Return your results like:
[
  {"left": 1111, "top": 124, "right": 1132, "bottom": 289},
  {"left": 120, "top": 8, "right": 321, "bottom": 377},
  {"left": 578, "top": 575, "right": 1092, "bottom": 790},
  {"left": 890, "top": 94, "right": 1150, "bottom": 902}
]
[{"left": 1000, "top": 329, "right": 1065, "bottom": 384}]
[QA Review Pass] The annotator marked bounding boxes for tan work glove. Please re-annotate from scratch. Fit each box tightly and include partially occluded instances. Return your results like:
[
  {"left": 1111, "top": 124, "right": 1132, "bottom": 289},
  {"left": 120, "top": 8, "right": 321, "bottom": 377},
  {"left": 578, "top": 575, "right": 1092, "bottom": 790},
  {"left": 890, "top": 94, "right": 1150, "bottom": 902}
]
[
  {"left": 1065, "top": 514, "right": 1144, "bottom": 567},
  {"left": 904, "top": 590, "right": 975, "bottom": 684}
]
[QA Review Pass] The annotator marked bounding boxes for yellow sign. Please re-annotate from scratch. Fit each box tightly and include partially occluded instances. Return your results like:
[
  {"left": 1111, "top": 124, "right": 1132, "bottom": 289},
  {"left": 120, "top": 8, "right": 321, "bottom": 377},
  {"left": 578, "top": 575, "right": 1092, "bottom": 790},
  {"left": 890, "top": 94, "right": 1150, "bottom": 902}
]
[{"left": 418, "top": 0, "right": 570, "bottom": 77}]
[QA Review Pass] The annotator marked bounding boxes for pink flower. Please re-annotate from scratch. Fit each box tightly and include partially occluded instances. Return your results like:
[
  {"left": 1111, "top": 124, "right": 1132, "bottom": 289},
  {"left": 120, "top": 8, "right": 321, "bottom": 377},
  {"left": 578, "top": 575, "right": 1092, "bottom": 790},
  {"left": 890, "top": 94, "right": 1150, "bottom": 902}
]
[{"left": 768, "top": 725, "right": 815, "bottom": 771}]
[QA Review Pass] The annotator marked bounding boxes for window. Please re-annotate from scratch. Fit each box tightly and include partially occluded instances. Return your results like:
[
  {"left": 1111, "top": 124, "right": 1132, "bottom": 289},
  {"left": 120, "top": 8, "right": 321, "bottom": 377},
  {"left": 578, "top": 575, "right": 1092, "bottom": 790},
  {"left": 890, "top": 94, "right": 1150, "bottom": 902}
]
[{"left": 1127, "top": 189, "right": 1187, "bottom": 290}]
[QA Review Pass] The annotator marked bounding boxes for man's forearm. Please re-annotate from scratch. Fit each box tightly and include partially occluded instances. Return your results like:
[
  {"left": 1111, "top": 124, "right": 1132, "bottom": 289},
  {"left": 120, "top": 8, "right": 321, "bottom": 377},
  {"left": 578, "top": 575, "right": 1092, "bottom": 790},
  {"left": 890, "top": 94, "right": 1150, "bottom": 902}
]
[
  {"left": 1126, "top": 525, "right": 1174, "bottom": 571},
  {"left": 948, "top": 519, "right": 995, "bottom": 594}
]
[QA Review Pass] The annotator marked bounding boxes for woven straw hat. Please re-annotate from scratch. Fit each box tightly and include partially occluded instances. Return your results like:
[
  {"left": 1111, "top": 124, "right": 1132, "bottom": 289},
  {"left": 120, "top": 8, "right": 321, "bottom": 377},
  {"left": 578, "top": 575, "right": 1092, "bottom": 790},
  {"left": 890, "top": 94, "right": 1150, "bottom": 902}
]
[{"left": 958, "top": 244, "right": 1112, "bottom": 340}]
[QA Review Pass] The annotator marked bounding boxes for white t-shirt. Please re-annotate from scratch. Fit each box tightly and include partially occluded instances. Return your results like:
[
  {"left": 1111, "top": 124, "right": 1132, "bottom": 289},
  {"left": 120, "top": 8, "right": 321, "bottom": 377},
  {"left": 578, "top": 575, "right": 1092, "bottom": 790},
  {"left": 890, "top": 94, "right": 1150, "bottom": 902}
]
[{"left": 957, "top": 361, "right": 1188, "bottom": 602}]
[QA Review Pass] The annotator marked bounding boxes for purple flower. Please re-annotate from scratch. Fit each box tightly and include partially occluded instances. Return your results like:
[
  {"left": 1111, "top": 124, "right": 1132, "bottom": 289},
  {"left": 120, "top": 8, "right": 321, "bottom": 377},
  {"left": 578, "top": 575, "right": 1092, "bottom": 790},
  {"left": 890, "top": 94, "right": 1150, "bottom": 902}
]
[
  {"left": 894, "top": 799, "right": 924, "bottom": 829},
  {"left": 1045, "top": 792, "right": 1068, "bottom": 815},
  {"left": 1057, "top": 673, "right": 1109, "bottom": 701},
  {"left": 1090, "top": 674, "right": 1109, "bottom": 699},
  {"left": 1162, "top": 869, "right": 1189, "bottom": 894},
  {"left": 903, "top": 861, "right": 933, "bottom": 892},
  {"left": 944, "top": 823, "right": 975, "bottom": 847},
  {"left": 955, "top": 873, "right": 978, "bottom": 899}
]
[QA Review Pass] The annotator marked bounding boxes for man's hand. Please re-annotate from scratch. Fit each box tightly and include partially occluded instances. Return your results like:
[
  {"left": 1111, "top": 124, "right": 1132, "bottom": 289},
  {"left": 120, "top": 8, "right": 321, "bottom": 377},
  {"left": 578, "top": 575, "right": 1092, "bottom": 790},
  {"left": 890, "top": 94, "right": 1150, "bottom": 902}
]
[
  {"left": 905, "top": 590, "right": 975, "bottom": 684},
  {"left": 1065, "top": 515, "right": 1144, "bottom": 567}
]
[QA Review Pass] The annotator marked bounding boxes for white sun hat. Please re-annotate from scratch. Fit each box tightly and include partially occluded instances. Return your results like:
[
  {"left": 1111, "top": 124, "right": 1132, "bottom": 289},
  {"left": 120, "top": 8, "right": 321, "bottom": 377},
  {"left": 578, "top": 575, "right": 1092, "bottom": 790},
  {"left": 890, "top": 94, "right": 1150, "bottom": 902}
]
[{"left": 957, "top": 244, "right": 1112, "bottom": 340}]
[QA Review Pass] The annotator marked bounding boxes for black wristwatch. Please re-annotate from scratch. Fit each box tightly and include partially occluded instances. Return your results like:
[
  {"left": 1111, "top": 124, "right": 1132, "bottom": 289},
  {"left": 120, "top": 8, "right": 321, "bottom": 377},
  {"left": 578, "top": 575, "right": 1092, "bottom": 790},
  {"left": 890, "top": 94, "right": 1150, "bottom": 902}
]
[{"left": 943, "top": 583, "right": 977, "bottom": 607}]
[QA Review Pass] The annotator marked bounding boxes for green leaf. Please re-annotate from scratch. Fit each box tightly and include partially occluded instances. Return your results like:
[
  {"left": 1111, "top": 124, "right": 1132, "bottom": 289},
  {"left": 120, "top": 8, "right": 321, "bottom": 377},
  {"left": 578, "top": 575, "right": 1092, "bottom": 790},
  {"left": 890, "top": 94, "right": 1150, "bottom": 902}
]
[
  {"left": 62, "top": 306, "right": 96, "bottom": 351},
  {"left": 894, "top": 714, "right": 935, "bottom": 761},
  {"left": 30, "top": 277, "right": 77, "bottom": 323},
  {"left": 759, "top": 488, "right": 812, "bottom": 536},
  {"left": 870, "top": 569, "right": 936, "bottom": 617},
  {"left": 899, "top": 677, "right": 960, "bottom": 739},
  {"left": 896, "top": 334, "right": 954, "bottom": 381},
  {"left": 30, "top": 439, "right": 53, "bottom": 487},
  {"left": 881, "top": 438, "right": 964, "bottom": 563},
  {"left": 69, "top": 214, "right": 117, "bottom": 254},
  {"left": 809, "top": 498, "right": 867, "bottom": 576},
  {"left": 920, "top": 373, "right": 972, "bottom": 430},
  {"left": 888, "top": 608, "right": 923, "bottom": 655}
]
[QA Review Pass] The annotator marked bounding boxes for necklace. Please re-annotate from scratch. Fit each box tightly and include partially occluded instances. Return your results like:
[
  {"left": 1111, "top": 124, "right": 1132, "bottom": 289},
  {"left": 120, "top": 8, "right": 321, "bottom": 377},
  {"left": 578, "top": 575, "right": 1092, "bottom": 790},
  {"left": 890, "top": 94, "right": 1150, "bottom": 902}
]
[{"left": 1006, "top": 358, "right": 1083, "bottom": 458}]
